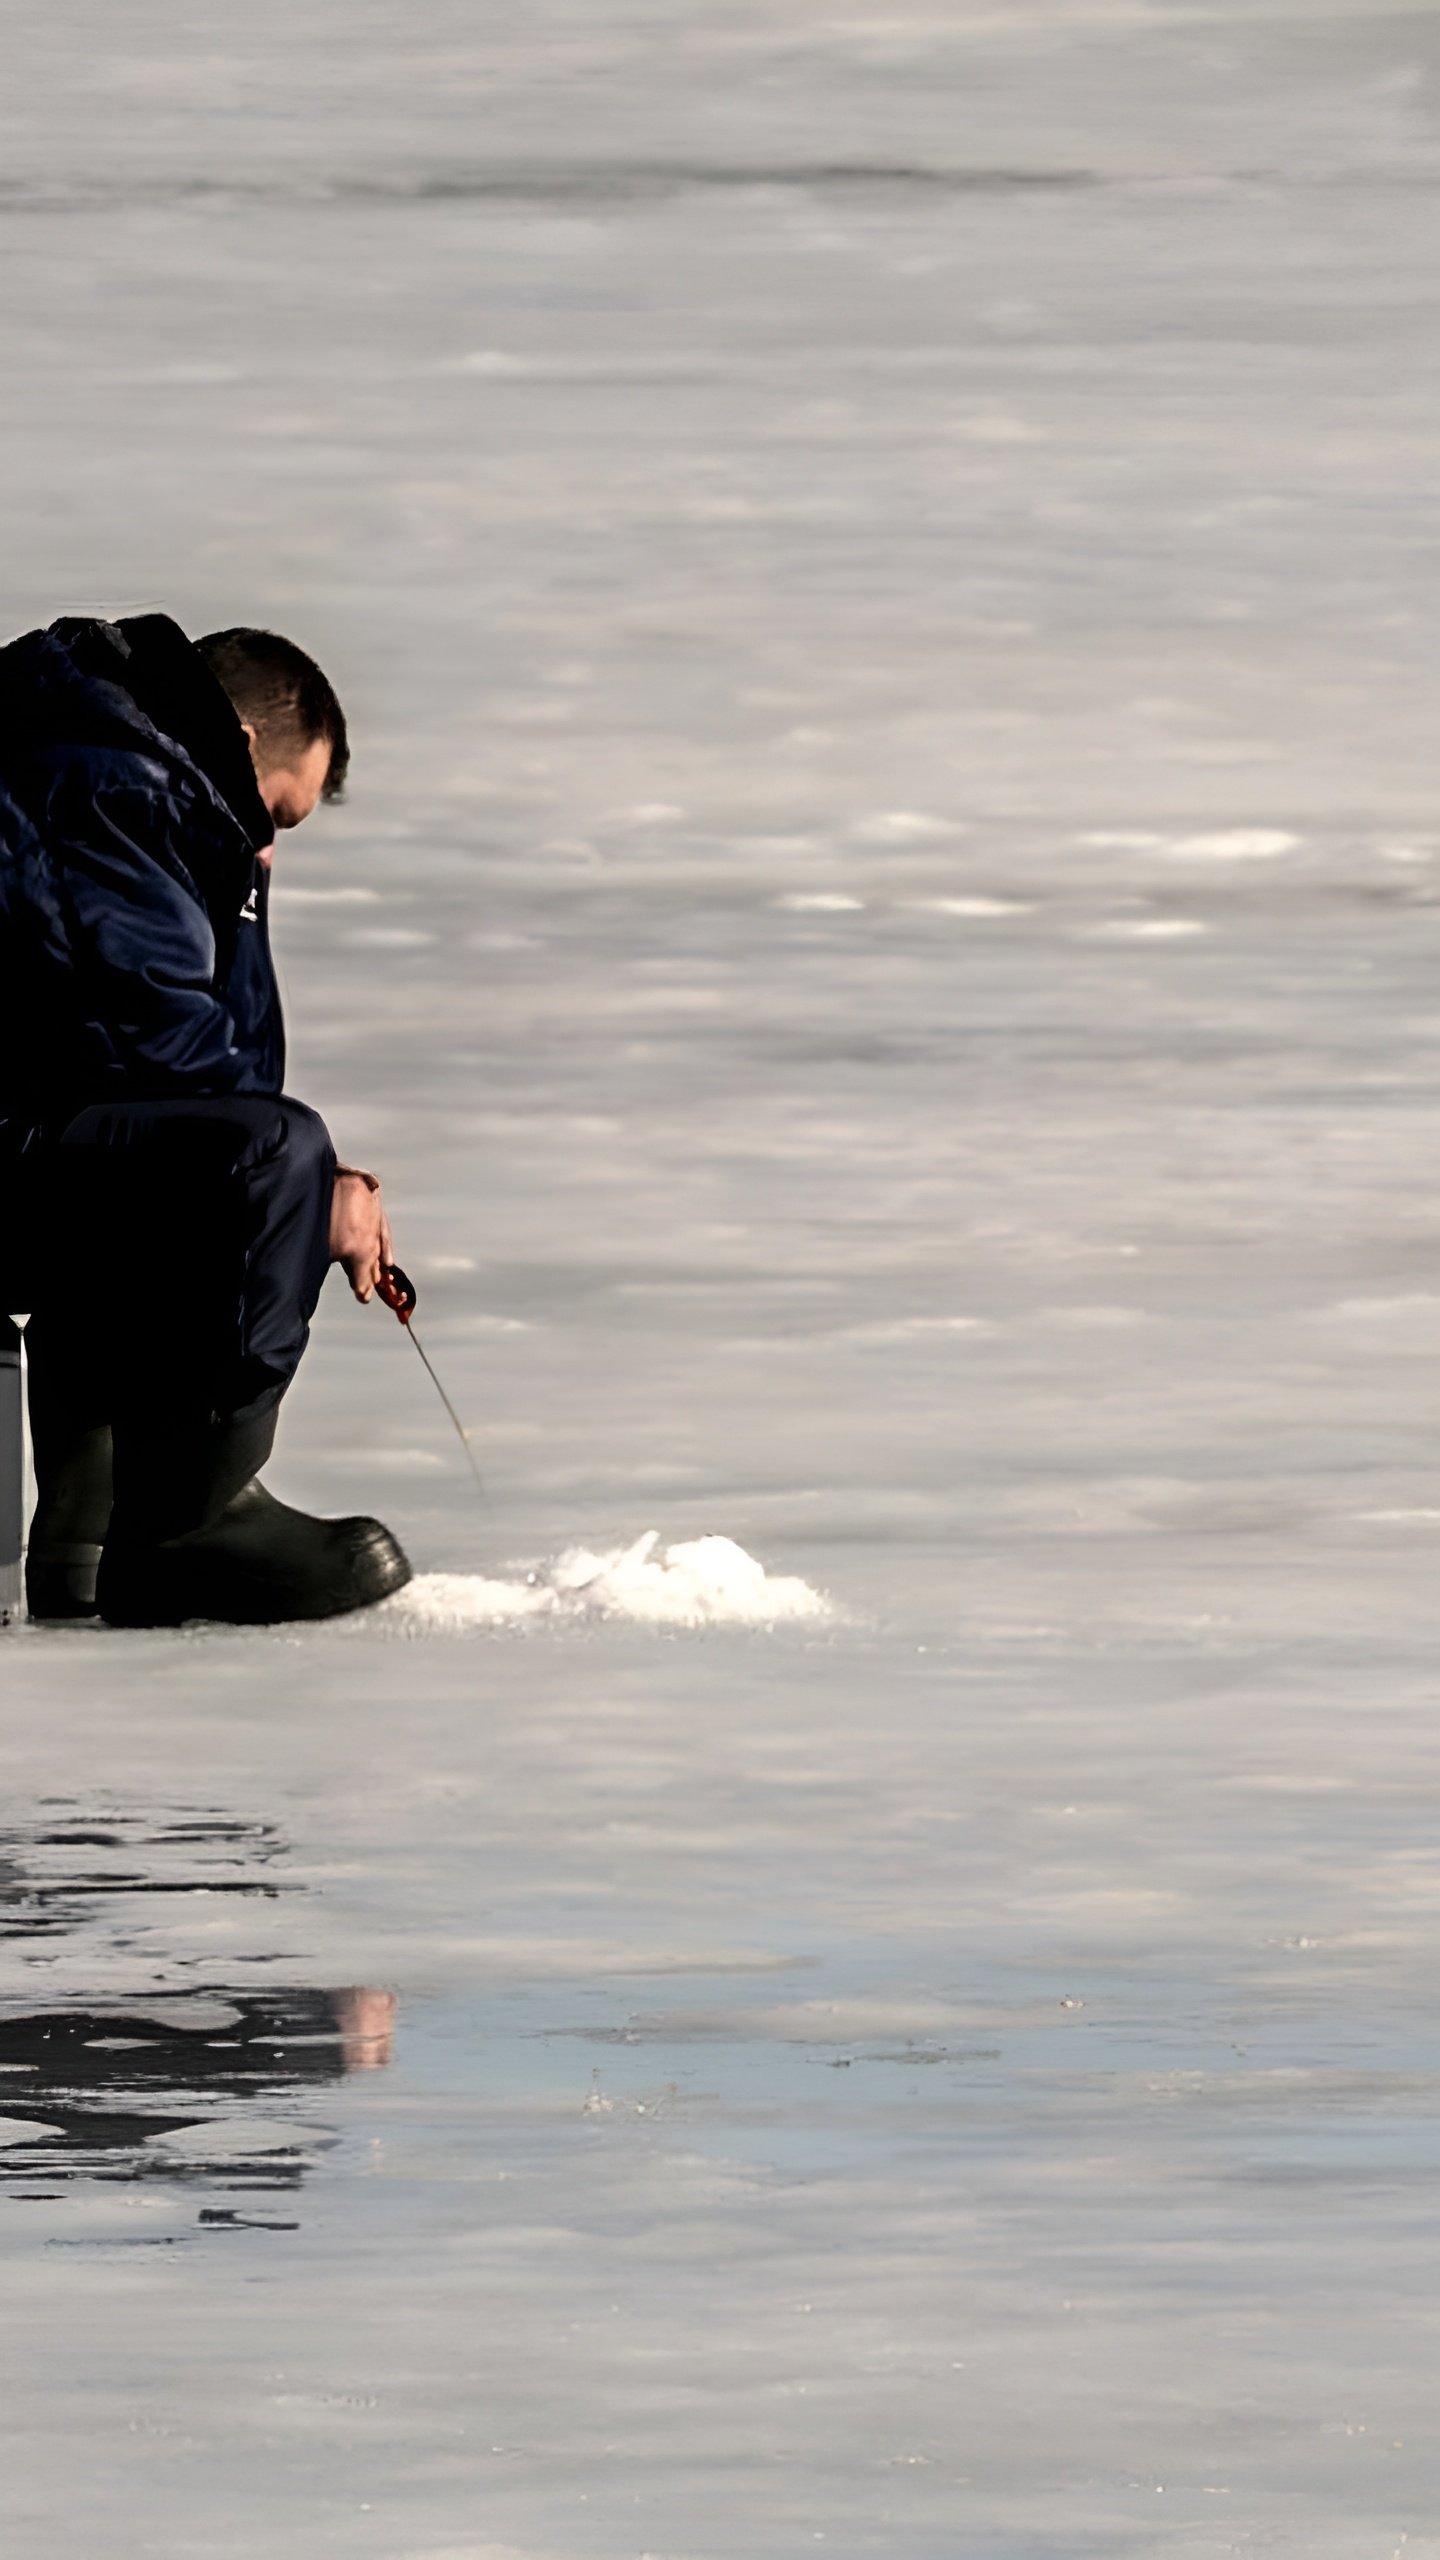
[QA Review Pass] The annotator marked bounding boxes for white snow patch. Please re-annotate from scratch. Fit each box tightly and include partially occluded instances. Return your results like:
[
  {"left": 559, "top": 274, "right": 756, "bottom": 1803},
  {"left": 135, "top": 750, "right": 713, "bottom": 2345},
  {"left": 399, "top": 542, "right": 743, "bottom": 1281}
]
[
  {"left": 450, "top": 349, "right": 537, "bottom": 376},
  {"left": 909, "top": 896, "right": 1031, "bottom": 918},
  {"left": 853, "top": 811, "right": 967, "bottom": 843},
  {"left": 1086, "top": 918, "right": 1210, "bottom": 941},
  {"left": 386, "top": 1534, "right": 829, "bottom": 1632},
  {"left": 1317, "top": 1294, "right": 1440, "bottom": 1324},
  {"left": 834, "top": 1314, "right": 991, "bottom": 1344},
  {"left": 1166, "top": 830, "right": 1299, "bottom": 861},
  {"left": 1081, "top": 831, "right": 1170, "bottom": 850},
  {"left": 774, "top": 892, "right": 865, "bottom": 912},
  {"left": 1080, "top": 829, "right": 1298, "bottom": 861}
]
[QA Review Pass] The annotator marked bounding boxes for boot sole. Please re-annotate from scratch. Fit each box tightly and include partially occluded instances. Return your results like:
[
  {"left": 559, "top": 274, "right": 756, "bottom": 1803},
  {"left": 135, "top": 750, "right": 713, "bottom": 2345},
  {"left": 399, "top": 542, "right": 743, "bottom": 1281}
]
[
  {"left": 98, "top": 1526, "right": 413, "bottom": 1628},
  {"left": 25, "top": 1547, "right": 104, "bottom": 1623}
]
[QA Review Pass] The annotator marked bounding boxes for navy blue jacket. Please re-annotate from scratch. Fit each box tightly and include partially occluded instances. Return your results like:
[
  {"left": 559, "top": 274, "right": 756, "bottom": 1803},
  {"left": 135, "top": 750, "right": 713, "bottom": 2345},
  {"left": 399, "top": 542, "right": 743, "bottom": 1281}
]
[{"left": 0, "top": 613, "right": 284, "bottom": 1149}]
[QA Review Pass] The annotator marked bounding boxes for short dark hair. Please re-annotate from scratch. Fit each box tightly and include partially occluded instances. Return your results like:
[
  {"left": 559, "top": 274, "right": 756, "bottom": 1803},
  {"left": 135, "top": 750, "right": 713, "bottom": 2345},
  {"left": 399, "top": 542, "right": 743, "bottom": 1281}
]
[{"left": 195, "top": 626, "right": 350, "bottom": 801}]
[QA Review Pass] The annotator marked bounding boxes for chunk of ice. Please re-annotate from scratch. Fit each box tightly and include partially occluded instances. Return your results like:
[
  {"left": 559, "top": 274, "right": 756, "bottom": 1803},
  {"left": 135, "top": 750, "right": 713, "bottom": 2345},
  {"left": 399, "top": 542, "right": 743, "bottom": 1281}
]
[{"left": 383, "top": 1533, "right": 829, "bottom": 1633}]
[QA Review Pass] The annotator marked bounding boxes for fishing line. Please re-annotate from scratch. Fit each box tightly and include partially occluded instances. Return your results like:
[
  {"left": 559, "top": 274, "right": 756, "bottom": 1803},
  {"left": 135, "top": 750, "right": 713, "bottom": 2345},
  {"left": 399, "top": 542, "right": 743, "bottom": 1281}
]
[{"left": 377, "top": 1261, "right": 485, "bottom": 1500}]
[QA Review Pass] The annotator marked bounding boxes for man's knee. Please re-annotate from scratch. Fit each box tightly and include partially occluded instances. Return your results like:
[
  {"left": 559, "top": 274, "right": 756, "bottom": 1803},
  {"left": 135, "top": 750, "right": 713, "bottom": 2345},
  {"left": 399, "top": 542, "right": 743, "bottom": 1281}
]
[
  {"left": 270, "top": 1097, "right": 335, "bottom": 1189},
  {"left": 174, "top": 1095, "right": 334, "bottom": 1198},
  {"left": 57, "top": 1099, "right": 334, "bottom": 1241}
]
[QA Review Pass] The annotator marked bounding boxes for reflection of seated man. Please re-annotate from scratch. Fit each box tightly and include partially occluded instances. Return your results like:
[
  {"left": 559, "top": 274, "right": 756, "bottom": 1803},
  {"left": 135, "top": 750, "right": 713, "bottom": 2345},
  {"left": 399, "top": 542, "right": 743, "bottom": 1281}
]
[
  {"left": 0, "top": 613, "right": 412, "bottom": 1625},
  {"left": 0, "top": 1986, "right": 398, "bottom": 2171}
]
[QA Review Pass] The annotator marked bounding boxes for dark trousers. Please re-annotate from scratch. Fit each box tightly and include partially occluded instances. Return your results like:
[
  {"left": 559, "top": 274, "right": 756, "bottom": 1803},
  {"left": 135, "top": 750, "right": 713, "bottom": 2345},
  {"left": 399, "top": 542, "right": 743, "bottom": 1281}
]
[{"left": 21, "top": 1095, "right": 335, "bottom": 1468}]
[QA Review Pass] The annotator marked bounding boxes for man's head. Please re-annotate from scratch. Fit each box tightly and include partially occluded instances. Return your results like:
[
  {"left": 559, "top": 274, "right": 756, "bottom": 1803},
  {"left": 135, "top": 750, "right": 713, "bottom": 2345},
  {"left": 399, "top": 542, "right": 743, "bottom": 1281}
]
[{"left": 196, "top": 627, "right": 350, "bottom": 831}]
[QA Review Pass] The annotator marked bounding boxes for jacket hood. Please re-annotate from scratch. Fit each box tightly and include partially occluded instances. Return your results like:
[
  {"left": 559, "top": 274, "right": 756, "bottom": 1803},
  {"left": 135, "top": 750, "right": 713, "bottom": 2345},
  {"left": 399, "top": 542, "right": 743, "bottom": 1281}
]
[{"left": 30, "top": 613, "right": 274, "bottom": 857}]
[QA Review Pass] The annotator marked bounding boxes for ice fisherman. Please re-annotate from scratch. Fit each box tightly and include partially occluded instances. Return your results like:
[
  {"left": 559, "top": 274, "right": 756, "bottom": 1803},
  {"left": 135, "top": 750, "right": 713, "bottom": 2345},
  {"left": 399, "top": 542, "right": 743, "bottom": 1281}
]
[{"left": 0, "top": 612, "right": 413, "bottom": 1626}]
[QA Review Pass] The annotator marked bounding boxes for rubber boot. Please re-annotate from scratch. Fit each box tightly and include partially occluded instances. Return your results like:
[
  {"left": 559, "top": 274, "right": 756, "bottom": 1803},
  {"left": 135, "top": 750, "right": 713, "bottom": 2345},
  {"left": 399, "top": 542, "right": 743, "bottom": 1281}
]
[
  {"left": 97, "top": 1405, "right": 411, "bottom": 1628},
  {"left": 24, "top": 1312, "right": 113, "bottom": 1620},
  {"left": 25, "top": 1423, "right": 112, "bottom": 1620}
]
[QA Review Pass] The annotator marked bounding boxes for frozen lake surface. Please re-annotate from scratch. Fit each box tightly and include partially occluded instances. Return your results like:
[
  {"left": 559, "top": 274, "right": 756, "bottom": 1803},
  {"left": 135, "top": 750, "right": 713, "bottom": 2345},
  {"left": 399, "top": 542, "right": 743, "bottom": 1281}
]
[{"left": 6, "top": 2, "right": 1440, "bottom": 2551}]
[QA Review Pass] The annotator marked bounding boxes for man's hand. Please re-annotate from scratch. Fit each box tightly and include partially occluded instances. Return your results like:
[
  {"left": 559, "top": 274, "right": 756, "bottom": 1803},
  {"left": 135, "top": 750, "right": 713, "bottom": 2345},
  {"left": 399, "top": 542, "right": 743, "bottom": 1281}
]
[{"left": 330, "top": 1165, "right": 393, "bottom": 1303}]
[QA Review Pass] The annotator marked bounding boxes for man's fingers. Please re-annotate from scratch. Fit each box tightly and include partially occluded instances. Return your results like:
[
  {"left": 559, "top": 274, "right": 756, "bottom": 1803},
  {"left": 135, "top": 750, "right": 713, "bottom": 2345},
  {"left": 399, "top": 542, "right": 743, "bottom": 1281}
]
[{"left": 331, "top": 1169, "right": 395, "bottom": 1309}]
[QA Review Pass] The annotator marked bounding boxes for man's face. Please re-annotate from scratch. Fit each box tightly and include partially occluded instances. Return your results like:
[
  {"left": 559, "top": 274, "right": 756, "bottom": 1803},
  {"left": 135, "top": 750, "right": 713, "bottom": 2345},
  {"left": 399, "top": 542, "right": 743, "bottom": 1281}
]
[{"left": 244, "top": 727, "right": 333, "bottom": 840}]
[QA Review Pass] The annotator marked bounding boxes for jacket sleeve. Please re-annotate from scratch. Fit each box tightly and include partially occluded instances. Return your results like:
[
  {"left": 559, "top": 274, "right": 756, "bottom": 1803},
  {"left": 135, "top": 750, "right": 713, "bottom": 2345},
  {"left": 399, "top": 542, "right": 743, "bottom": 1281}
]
[{"left": 44, "top": 763, "right": 268, "bottom": 1096}]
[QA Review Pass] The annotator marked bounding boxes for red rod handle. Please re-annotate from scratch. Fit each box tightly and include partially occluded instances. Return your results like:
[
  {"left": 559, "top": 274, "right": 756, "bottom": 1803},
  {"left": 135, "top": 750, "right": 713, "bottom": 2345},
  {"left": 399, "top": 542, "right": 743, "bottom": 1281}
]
[{"left": 377, "top": 1261, "right": 417, "bottom": 1326}]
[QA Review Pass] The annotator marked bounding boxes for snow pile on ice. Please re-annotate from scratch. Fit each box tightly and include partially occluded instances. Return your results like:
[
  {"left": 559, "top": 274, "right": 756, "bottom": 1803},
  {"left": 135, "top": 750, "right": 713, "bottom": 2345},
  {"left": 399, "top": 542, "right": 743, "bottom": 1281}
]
[{"left": 384, "top": 1532, "right": 828, "bottom": 1633}]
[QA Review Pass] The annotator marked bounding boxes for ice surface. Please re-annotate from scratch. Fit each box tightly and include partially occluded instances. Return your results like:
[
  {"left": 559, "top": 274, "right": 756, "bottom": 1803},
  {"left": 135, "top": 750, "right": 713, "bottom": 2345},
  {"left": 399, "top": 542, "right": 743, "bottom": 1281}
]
[{"left": 7, "top": 0, "right": 1440, "bottom": 2553}]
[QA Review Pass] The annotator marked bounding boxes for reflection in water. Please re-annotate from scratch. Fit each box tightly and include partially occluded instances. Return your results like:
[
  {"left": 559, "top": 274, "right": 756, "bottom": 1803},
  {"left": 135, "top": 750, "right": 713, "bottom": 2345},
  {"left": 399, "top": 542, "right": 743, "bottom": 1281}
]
[
  {"left": 0, "top": 1806, "right": 396, "bottom": 2206},
  {"left": 0, "top": 1810, "right": 290, "bottom": 1943},
  {"left": 0, "top": 1988, "right": 396, "bottom": 2191}
]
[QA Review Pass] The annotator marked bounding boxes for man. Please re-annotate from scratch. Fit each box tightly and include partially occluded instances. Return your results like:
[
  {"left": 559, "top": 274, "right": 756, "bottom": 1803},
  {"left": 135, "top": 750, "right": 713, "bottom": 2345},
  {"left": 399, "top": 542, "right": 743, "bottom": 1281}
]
[{"left": 0, "top": 611, "right": 412, "bottom": 1625}]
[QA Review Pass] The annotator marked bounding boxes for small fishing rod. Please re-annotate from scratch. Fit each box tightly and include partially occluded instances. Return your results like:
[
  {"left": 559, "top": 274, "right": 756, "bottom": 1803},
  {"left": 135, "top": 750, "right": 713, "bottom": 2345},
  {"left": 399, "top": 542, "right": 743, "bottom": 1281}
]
[{"left": 377, "top": 1260, "right": 485, "bottom": 1500}]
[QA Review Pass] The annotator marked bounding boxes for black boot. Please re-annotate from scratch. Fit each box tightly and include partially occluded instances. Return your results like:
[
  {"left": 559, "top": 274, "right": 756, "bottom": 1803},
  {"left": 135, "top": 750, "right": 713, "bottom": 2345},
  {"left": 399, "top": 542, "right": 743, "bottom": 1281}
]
[
  {"left": 24, "top": 1313, "right": 113, "bottom": 1621},
  {"left": 25, "top": 1423, "right": 112, "bottom": 1620},
  {"left": 97, "top": 1405, "right": 411, "bottom": 1628}
]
